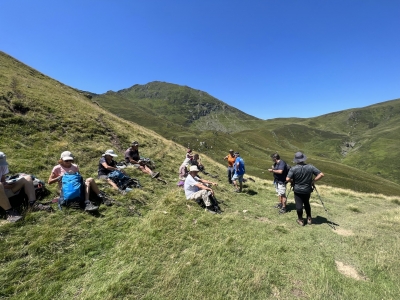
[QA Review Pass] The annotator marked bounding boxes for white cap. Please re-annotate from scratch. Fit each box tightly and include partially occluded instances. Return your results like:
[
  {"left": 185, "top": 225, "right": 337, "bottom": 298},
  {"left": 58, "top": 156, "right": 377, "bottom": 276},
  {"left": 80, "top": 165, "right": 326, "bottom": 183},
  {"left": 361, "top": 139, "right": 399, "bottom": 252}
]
[
  {"left": 60, "top": 151, "right": 74, "bottom": 161},
  {"left": 103, "top": 149, "right": 118, "bottom": 157}
]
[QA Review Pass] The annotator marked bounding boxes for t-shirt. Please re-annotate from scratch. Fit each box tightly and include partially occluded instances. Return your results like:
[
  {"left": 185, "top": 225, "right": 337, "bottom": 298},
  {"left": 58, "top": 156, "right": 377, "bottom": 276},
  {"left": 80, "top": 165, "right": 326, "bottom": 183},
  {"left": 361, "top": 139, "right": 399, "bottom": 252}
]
[
  {"left": 287, "top": 164, "right": 321, "bottom": 194},
  {"left": 179, "top": 163, "right": 188, "bottom": 180},
  {"left": 184, "top": 174, "right": 200, "bottom": 199},
  {"left": 227, "top": 154, "right": 236, "bottom": 167},
  {"left": 273, "top": 159, "right": 288, "bottom": 184},
  {"left": 234, "top": 157, "right": 245, "bottom": 176},
  {"left": 125, "top": 148, "right": 140, "bottom": 163},
  {"left": 98, "top": 157, "right": 117, "bottom": 176},
  {"left": 51, "top": 164, "right": 80, "bottom": 188}
]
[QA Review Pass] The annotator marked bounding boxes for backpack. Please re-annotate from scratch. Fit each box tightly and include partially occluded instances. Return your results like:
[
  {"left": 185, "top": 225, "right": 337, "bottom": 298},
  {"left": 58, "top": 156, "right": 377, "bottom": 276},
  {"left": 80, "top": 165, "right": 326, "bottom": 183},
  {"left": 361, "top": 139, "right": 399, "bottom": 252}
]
[
  {"left": 59, "top": 173, "right": 85, "bottom": 208},
  {"left": 107, "top": 170, "right": 142, "bottom": 190}
]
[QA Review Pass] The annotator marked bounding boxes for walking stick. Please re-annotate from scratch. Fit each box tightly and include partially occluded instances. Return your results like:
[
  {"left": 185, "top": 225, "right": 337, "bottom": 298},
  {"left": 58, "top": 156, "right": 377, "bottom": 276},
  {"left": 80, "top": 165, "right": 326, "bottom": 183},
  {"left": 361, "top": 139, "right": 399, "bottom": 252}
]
[{"left": 313, "top": 185, "right": 336, "bottom": 230}]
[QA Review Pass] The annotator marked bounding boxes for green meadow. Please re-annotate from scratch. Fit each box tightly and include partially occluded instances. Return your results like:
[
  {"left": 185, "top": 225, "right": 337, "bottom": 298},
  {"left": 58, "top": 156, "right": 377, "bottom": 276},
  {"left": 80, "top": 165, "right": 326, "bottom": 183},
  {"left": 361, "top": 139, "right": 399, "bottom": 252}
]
[{"left": 1, "top": 51, "right": 400, "bottom": 299}]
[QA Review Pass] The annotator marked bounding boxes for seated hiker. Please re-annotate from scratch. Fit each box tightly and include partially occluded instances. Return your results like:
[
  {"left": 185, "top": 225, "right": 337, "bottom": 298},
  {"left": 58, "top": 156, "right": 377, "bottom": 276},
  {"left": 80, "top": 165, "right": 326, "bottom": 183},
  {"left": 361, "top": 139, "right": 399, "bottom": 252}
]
[
  {"left": 184, "top": 165, "right": 221, "bottom": 214},
  {"left": 186, "top": 148, "right": 194, "bottom": 161},
  {"left": 98, "top": 149, "right": 122, "bottom": 190},
  {"left": 48, "top": 151, "right": 99, "bottom": 211},
  {"left": 0, "top": 152, "right": 51, "bottom": 222},
  {"left": 177, "top": 161, "right": 189, "bottom": 187},
  {"left": 124, "top": 141, "right": 159, "bottom": 178},
  {"left": 192, "top": 154, "right": 204, "bottom": 170}
]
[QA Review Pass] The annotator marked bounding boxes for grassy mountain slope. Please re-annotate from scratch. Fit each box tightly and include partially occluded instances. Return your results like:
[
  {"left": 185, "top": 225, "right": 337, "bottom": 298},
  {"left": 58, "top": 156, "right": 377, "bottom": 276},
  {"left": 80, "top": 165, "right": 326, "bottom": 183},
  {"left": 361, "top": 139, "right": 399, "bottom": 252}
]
[{"left": 1, "top": 51, "right": 400, "bottom": 299}]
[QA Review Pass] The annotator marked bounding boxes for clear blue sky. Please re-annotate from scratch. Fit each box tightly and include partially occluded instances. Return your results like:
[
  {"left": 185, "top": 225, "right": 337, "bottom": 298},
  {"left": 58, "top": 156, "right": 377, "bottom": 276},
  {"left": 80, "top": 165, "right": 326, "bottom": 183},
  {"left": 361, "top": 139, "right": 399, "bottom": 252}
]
[{"left": 1, "top": 0, "right": 399, "bottom": 119}]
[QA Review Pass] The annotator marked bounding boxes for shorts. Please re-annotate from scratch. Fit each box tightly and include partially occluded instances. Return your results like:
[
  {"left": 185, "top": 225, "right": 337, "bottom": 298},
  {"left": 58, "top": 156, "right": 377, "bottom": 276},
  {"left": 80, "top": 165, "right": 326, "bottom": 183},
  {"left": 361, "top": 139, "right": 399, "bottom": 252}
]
[
  {"left": 232, "top": 174, "right": 244, "bottom": 183},
  {"left": 5, "top": 188, "right": 17, "bottom": 198},
  {"left": 275, "top": 182, "right": 287, "bottom": 196},
  {"left": 98, "top": 175, "right": 108, "bottom": 180}
]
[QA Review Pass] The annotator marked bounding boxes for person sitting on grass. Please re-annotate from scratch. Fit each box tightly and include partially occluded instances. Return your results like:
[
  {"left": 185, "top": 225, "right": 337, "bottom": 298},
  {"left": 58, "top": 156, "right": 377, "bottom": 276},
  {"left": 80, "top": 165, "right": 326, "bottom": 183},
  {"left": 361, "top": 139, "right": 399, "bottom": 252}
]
[
  {"left": 184, "top": 165, "right": 220, "bottom": 214},
  {"left": 0, "top": 152, "right": 51, "bottom": 222},
  {"left": 177, "top": 161, "right": 189, "bottom": 187},
  {"left": 124, "top": 141, "right": 159, "bottom": 178},
  {"left": 48, "top": 151, "right": 99, "bottom": 211},
  {"left": 98, "top": 149, "right": 122, "bottom": 190}
]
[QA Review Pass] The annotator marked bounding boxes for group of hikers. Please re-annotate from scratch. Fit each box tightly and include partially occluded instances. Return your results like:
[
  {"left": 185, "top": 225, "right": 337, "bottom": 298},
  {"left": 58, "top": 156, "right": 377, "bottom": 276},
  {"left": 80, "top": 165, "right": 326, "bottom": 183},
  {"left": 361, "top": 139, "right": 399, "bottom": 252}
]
[
  {"left": 0, "top": 141, "right": 161, "bottom": 222},
  {"left": 181, "top": 148, "right": 324, "bottom": 224},
  {"left": 1, "top": 141, "right": 324, "bottom": 226}
]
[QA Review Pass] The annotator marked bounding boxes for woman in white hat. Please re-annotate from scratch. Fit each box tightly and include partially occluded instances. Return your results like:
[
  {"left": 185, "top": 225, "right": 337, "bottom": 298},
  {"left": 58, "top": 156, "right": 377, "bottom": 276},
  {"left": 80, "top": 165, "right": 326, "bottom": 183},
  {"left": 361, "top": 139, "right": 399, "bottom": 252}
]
[
  {"left": 48, "top": 151, "right": 100, "bottom": 211},
  {"left": 98, "top": 149, "right": 120, "bottom": 189}
]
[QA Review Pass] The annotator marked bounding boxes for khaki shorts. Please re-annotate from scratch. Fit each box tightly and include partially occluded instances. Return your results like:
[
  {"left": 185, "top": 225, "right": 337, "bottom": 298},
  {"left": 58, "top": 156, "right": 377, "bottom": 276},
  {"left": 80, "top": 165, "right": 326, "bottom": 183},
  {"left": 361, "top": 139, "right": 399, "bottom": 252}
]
[{"left": 275, "top": 182, "right": 287, "bottom": 196}]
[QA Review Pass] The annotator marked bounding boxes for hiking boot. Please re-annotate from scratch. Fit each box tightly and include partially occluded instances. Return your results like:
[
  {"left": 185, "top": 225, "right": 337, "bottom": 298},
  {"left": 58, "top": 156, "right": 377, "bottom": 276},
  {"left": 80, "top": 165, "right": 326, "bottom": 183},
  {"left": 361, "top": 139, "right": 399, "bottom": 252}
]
[
  {"left": 6, "top": 210, "right": 23, "bottom": 223},
  {"left": 151, "top": 172, "right": 160, "bottom": 178},
  {"left": 274, "top": 203, "right": 282, "bottom": 209},
  {"left": 297, "top": 219, "right": 304, "bottom": 226},
  {"left": 84, "top": 202, "right": 99, "bottom": 212},
  {"left": 279, "top": 207, "right": 286, "bottom": 214},
  {"left": 307, "top": 217, "right": 312, "bottom": 225},
  {"left": 214, "top": 206, "right": 222, "bottom": 214},
  {"left": 205, "top": 207, "right": 217, "bottom": 214},
  {"left": 30, "top": 203, "right": 53, "bottom": 212}
]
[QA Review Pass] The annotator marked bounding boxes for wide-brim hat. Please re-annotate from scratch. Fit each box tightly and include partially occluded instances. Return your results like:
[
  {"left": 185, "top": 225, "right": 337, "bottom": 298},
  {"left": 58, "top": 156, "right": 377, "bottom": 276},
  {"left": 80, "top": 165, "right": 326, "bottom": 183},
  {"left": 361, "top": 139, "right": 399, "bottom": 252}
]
[
  {"left": 189, "top": 165, "right": 199, "bottom": 172},
  {"left": 60, "top": 151, "right": 74, "bottom": 161},
  {"left": 103, "top": 149, "right": 118, "bottom": 157},
  {"left": 293, "top": 151, "right": 307, "bottom": 163},
  {"left": 0, "top": 152, "right": 8, "bottom": 166}
]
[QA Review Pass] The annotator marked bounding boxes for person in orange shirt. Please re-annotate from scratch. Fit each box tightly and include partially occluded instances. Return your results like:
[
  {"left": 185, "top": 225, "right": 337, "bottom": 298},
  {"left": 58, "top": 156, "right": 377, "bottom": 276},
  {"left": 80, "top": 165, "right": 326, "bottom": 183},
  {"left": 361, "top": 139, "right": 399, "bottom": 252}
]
[{"left": 223, "top": 149, "right": 236, "bottom": 185}]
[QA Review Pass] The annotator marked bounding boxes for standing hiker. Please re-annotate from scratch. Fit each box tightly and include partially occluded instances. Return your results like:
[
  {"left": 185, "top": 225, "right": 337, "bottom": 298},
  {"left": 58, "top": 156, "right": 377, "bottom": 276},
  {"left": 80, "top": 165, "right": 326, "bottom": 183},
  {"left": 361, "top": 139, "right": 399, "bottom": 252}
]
[
  {"left": 286, "top": 152, "right": 324, "bottom": 226},
  {"left": 223, "top": 149, "right": 236, "bottom": 185},
  {"left": 232, "top": 152, "right": 245, "bottom": 193},
  {"left": 268, "top": 153, "right": 289, "bottom": 214}
]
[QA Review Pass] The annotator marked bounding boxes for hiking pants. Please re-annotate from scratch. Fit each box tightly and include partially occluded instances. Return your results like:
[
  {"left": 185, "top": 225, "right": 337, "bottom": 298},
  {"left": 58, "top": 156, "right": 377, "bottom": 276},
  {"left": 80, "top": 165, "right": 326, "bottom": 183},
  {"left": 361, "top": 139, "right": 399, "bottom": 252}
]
[
  {"left": 227, "top": 167, "right": 234, "bottom": 184},
  {"left": 294, "top": 192, "right": 311, "bottom": 219},
  {"left": 188, "top": 190, "right": 212, "bottom": 207}
]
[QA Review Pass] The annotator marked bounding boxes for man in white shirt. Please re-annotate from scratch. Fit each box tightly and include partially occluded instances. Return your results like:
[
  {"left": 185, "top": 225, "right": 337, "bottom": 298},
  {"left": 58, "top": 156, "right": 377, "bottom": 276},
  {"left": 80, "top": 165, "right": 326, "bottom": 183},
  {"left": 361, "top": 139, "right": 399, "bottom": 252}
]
[{"left": 184, "top": 165, "right": 220, "bottom": 214}]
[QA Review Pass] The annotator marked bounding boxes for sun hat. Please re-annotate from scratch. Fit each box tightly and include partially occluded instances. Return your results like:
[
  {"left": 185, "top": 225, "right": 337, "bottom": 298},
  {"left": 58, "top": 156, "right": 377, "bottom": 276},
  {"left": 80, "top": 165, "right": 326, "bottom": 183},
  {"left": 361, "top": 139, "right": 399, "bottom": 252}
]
[
  {"left": 293, "top": 151, "right": 307, "bottom": 163},
  {"left": 131, "top": 141, "right": 139, "bottom": 146},
  {"left": 0, "top": 152, "right": 8, "bottom": 166},
  {"left": 189, "top": 165, "right": 199, "bottom": 172},
  {"left": 103, "top": 149, "right": 118, "bottom": 157},
  {"left": 60, "top": 151, "right": 74, "bottom": 161},
  {"left": 229, "top": 149, "right": 234, "bottom": 152}
]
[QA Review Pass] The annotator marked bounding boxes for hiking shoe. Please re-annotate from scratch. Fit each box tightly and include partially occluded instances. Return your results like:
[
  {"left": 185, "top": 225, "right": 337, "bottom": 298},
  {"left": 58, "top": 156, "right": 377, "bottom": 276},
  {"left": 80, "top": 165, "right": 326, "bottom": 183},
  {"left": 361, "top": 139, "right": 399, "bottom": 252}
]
[
  {"left": 279, "top": 207, "right": 286, "bottom": 214},
  {"left": 151, "top": 172, "right": 160, "bottom": 178},
  {"left": 214, "top": 206, "right": 222, "bottom": 214},
  {"left": 297, "top": 219, "right": 304, "bottom": 226},
  {"left": 6, "top": 210, "right": 23, "bottom": 223},
  {"left": 307, "top": 217, "right": 312, "bottom": 225},
  {"left": 274, "top": 203, "right": 282, "bottom": 209},
  {"left": 84, "top": 202, "right": 99, "bottom": 212},
  {"left": 30, "top": 203, "right": 53, "bottom": 212},
  {"left": 205, "top": 207, "right": 217, "bottom": 214}
]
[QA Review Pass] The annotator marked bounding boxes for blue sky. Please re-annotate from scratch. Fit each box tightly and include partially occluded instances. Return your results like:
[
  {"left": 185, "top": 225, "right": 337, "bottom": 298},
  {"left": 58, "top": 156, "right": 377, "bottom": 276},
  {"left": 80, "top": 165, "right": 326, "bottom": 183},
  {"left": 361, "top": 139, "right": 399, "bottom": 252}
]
[{"left": 1, "top": 0, "right": 399, "bottom": 119}]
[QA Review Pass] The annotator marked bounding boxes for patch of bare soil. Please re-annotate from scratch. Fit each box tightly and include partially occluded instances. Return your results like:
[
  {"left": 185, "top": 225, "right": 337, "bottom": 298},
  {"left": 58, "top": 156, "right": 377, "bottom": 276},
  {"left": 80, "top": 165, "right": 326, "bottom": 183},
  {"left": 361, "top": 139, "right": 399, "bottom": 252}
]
[
  {"left": 311, "top": 202, "right": 323, "bottom": 207},
  {"left": 255, "top": 217, "right": 271, "bottom": 223},
  {"left": 335, "top": 261, "right": 367, "bottom": 280},
  {"left": 334, "top": 228, "right": 354, "bottom": 236}
]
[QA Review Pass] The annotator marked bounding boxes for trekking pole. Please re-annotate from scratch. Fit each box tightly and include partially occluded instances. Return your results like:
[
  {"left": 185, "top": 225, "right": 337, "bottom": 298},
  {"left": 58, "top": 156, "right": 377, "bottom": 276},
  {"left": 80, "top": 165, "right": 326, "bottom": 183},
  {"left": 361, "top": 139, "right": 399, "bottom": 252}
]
[{"left": 313, "top": 185, "right": 336, "bottom": 230}]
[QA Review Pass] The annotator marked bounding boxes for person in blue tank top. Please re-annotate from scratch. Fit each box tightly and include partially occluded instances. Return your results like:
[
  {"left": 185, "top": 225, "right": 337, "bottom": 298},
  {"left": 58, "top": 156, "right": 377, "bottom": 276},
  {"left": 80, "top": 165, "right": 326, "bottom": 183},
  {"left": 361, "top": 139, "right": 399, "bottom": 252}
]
[{"left": 232, "top": 152, "right": 245, "bottom": 193}]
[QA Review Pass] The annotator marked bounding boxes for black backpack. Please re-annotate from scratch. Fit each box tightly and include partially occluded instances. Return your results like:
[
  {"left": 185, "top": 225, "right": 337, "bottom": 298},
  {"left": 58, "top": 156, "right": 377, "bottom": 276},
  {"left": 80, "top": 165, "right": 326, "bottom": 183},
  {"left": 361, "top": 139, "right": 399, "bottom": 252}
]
[
  {"left": 6, "top": 173, "right": 50, "bottom": 200},
  {"left": 107, "top": 170, "right": 142, "bottom": 190}
]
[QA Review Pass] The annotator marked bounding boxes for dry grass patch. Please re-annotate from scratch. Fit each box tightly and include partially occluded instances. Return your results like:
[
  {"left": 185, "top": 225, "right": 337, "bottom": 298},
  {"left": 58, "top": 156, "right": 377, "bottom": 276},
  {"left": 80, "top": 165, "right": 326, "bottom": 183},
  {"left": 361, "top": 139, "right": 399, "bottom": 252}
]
[
  {"left": 334, "top": 228, "right": 354, "bottom": 236},
  {"left": 335, "top": 261, "right": 367, "bottom": 281}
]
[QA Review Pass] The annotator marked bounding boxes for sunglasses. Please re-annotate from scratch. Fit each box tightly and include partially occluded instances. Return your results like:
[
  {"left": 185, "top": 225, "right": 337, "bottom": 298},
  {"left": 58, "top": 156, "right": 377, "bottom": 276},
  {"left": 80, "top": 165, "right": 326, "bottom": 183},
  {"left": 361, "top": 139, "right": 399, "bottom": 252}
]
[{"left": 64, "top": 160, "right": 73, "bottom": 162}]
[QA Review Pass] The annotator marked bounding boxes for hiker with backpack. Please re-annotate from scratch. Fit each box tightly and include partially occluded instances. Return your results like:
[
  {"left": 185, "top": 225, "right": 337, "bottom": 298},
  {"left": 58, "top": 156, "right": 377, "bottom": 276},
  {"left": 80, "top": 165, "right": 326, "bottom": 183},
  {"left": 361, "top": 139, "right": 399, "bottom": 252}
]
[
  {"left": 184, "top": 165, "right": 221, "bottom": 214},
  {"left": 286, "top": 152, "right": 324, "bottom": 226},
  {"left": 98, "top": 149, "right": 123, "bottom": 189},
  {"left": 268, "top": 153, "right": 289, "bottom": 214},
  {"left": 124, "top": 141, "right": 159, "bottom": 179},
  {"left": 0, "top": 152, "right": 51, "bottom": 222},
  {"left": 232, "top": 152, "right": 245, "bottom": 193},
  {"left": 223, "top": 149, "right": 236, "bottom": 185},
  {"left": 48, "top": 151, "right": 99, "bottom": 211}
]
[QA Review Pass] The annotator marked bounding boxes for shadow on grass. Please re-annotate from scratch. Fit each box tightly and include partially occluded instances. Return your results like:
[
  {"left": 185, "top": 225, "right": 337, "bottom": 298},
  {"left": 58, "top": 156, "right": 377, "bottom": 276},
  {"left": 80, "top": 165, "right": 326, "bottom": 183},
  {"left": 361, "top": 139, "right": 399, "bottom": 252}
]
[
  {"left": 244, "top": 189, "right": 258, "bottom": 196},
  {"left": 313, "top": 215, "right": 339, "bottom": 229}
]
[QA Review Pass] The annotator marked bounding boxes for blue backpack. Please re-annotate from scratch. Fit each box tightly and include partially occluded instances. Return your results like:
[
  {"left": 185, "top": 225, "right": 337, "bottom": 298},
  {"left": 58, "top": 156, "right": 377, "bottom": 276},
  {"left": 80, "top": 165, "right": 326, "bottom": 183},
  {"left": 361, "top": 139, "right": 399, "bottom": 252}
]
[
  {"left": 59, "top": 173, "right": 84, "bottom": 208},
  {"left": 107, "top": 170, "right": 141, "bottom": 190}
]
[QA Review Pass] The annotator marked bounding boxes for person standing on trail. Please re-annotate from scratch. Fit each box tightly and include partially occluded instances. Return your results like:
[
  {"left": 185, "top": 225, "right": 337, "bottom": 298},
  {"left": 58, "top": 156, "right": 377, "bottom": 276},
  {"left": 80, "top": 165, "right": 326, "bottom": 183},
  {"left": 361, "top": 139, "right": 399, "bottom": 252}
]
[
  {"left": 268, "top": 153, "right": 289, "bottom": 214},
  {"left": 223, "top": 149, "right": 236, "bottom": 185},
  {"left": 232, "top": 152, "right": 245, "bottom": 193},
  {"left": 286, "top": 152, "right": 324, "bottom": 226}
]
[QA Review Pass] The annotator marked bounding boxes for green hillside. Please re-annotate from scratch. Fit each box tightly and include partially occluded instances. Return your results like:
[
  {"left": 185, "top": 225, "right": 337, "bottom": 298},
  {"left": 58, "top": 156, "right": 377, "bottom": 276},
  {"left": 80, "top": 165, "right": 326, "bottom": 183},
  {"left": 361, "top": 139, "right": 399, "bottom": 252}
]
[
  {"left": 1, "top": 51, "right": 400, "bottom": 299},
  {"left": 93, "top": 78, "right": 400, "bottom": 195}
]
